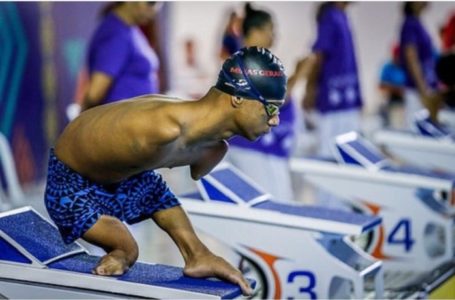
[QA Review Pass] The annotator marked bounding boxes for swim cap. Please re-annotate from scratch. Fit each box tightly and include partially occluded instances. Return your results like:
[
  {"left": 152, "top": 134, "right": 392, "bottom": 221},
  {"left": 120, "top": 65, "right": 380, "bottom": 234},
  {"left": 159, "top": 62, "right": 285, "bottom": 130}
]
[{"left": 215, "top": 47, "right": 287, "bottom": 102}]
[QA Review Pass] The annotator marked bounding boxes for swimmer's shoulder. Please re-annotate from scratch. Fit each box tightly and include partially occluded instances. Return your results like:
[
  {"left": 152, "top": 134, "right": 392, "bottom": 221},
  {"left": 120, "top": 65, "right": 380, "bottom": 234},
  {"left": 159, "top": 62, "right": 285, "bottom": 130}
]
[{"left": 133, "top": 94, "right": 189, "bottom": 103}]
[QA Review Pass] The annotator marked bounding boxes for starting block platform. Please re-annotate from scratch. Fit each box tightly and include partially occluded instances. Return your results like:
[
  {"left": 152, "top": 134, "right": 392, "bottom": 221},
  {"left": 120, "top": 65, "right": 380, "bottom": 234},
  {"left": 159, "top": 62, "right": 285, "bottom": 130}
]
[
  {"left": 193, "top": 163, "right": 381, "bottom": 235},
  {"left": 291, "top": 131, "right": 455, "bottom": 296},
  {"left": 373, "top": 110, "right": 455, "bottom": 173},
  {"left": 0, "top": 207, "right": 252, "bottom": 299},
  {"left": 181, "top": 163, "right": 383, "bottom": 299}
]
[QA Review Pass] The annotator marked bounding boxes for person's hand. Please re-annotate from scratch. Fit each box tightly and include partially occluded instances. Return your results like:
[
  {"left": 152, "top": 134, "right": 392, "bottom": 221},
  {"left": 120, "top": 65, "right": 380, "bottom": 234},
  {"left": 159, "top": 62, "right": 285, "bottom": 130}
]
[
  {"left": 66, "top": 103, "right": 81, "bottom": 121},
  {"left": 183, "top": 249, "right": 253, "bottom": 296}
]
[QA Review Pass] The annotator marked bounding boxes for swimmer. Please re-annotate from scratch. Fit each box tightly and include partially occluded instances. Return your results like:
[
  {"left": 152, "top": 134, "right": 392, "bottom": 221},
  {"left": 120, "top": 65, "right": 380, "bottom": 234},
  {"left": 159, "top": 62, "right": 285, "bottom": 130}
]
[{"left": 44, "top": 46, "right": 287, "bottom": 296}]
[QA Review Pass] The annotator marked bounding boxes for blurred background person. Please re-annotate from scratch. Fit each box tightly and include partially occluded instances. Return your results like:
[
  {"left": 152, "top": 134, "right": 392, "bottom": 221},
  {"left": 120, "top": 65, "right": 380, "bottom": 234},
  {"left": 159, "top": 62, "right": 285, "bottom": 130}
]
[
  {"left": 81, "top": 2, "right": 161, "bottom": 111},
  {"left": 378, "top": 43, "right": 406, "bottom": 129},
  {"left": 302, "top": 2, "right": 363, "bottom": 158},
  {"left": 399, "top": 2, "right": 440, "bottom": 125},
  {"left": 435, "top": 52, "right": 455, "bottom": 131},
  {"left": 301, "top": 2, "right": 363, "bottom": 211},
  {"left": 441, "top": 10, "right": 455, "bottom": 52},
  {"left": 225, "top": 3, "right": 309, "bottom": 202},
  {"left": 219, "top": 10, "right": 242, "bottom": 61},
  {"left": 436, "top": 53, "right": 455, "bottom": 108},
  {"left": 173, "top": 38, "right": 211, "bottom": 99}
]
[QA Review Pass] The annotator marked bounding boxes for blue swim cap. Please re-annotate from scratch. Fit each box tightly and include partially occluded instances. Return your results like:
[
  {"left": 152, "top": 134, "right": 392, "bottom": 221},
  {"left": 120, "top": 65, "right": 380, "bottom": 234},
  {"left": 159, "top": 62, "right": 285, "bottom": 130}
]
[{"left": 215, "top": 47, "right": 287, "bottom": 102}]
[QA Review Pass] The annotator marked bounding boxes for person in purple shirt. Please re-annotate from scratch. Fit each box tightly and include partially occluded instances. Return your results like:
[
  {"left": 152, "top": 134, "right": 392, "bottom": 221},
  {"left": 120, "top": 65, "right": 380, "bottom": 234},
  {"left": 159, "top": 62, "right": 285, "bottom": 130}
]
[
  {"left": 81, "top": 2, "right": 160, "bottom": 111},
  {"left": 301, "top": 2, "right": 362, "bottom": 211},
  {"left": 303, "top": 2, "right": 363, "bottom": 158},
  {"left": 399, "top": 2, "right": 441, "bottom": 126},
  {"left": 226, "top": 3, "right": 309, "bottom": 202}
]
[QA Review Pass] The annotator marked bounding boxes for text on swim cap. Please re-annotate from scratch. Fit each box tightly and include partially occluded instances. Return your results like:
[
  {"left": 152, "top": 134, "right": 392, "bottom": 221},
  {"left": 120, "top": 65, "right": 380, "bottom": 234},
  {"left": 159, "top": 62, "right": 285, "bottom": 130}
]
[{"left": 230, "top": 67, "right": 284, "bottom": 77}]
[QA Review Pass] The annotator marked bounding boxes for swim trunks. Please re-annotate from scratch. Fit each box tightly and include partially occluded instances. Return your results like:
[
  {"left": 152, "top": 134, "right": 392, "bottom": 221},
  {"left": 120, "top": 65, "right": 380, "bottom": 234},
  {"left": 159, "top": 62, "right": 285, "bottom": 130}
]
[{"left": 44, "top": 149, "right": 180, "bottom": 244}]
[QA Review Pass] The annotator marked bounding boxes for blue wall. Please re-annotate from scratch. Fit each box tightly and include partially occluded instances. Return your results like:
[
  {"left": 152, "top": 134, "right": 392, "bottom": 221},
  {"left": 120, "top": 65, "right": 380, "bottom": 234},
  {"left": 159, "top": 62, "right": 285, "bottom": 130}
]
[{"left": 0, "top": 2, "right": 103, "bottom": 184}]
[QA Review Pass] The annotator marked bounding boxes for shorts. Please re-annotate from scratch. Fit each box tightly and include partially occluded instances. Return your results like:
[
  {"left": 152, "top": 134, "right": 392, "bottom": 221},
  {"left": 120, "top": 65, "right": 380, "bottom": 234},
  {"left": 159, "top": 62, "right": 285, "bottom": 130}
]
[{"left": 44, "top": 149, "right": 180, "bottom": 244}]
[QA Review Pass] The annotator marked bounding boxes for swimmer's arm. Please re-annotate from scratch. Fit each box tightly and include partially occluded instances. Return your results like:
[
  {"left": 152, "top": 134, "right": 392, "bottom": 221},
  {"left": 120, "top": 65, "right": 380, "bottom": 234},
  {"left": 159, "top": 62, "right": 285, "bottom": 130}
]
[
  {"left": 82, "top": 72, "right": 113, "bottom": 111},
  {"left": 190, "top": 140, "right": 228, "bottom": 180},
  {"left": 152, "top": 206, "right": 252, "bottom": 296}
]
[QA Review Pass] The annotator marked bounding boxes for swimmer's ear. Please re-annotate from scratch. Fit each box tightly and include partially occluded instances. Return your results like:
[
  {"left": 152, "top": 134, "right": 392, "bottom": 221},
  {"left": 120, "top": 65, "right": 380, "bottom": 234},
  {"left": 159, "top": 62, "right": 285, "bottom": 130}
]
[{"left": 231, "top": 96, "right": 244, "bottom": 108}]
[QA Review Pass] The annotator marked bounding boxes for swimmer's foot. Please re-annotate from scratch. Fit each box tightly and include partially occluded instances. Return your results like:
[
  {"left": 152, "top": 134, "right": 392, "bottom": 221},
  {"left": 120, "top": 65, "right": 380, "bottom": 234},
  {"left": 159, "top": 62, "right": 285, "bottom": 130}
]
[{"left": 93, "top": 250, "right": 130, "bottom": 276}]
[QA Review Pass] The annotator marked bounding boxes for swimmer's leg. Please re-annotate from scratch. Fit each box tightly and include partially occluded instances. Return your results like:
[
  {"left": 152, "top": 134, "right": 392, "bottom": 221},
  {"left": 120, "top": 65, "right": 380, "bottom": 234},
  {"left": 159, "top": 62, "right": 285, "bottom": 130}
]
[{"left": 82, "top": 215, "right": 139, "bottom": 276}]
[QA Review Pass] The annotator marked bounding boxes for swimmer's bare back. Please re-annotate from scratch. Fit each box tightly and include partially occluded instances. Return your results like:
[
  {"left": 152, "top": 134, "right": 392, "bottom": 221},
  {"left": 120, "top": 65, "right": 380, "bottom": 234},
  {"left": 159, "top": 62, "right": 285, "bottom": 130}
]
[{"left": 55, "top": 96, "right": 228, "bottom": 184}]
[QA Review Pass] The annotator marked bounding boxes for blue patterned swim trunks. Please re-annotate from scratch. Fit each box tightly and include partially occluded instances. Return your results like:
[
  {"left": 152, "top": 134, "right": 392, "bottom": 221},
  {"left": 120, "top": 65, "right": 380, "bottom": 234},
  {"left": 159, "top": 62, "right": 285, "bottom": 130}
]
[{"left": 44, "top": 149, "right": 180, "bottom": 244}]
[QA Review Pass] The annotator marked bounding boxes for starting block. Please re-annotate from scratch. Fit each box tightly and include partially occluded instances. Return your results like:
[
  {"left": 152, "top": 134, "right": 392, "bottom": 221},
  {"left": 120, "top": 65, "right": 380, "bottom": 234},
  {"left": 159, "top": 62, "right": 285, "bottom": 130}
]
[
  {"left": 291, "top": 131, "right": 455, "bottom": 297},
  {"left": 373, "top": 110, "right": 455, "bottom": 173},
  {"left": 0, "top": 207, "right": 252, "bottom": 299},
  {"left": 181, "top": 163, "right": 383, "bottom": 299}
]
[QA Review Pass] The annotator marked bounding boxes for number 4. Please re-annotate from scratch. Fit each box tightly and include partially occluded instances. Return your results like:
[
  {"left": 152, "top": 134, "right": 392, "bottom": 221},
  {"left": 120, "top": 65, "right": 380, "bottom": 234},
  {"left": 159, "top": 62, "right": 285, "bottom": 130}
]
[{"left": 387, "top": 219, "right": 414, "bottom": 252}]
